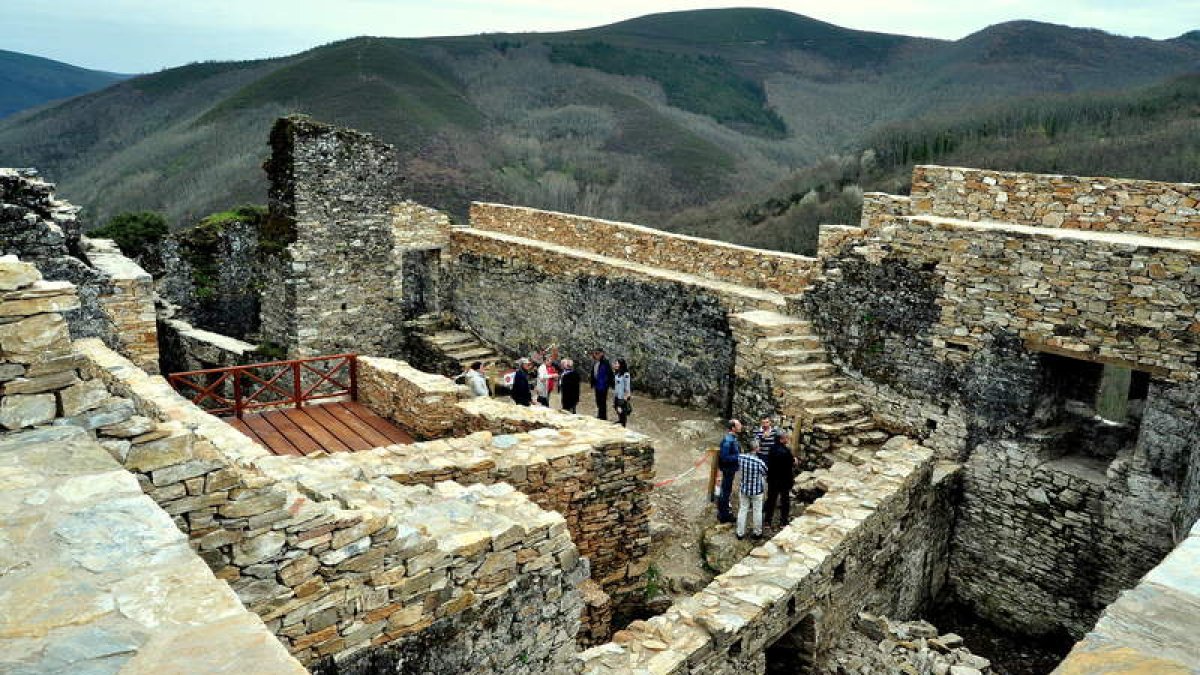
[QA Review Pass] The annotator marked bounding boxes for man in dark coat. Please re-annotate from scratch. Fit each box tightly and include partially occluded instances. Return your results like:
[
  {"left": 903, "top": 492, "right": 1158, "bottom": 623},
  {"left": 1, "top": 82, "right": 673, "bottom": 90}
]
[
  {"left": 510, "top": 358, "right": 533, "bottom": 406},
  {"left": 764, "top": 431, "right": 798, "bottom": 528},
  {"left": 559, "top": 358, "right": 581, "bottom": 414},
  {"left": 590, "top": 348, "right": 613, "bottom": 420}
]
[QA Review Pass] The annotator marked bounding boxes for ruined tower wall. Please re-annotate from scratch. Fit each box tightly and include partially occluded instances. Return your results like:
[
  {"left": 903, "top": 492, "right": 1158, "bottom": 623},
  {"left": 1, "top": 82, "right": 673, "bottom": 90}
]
[
  {"left": 260, "top": 116, "right": 406, "bottom": 357},
  {"left": 913, "top": 165, "right": 1200, "bottom": 239}
]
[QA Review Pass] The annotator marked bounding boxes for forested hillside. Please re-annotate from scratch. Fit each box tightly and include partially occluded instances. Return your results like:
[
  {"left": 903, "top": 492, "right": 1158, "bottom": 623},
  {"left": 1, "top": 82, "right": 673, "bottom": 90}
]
[
  {"left": 0, "top": 8, "right": 1196, "bottom": 234},
  {"left": 666, "top": 74, "right": 1200, "bottom": 254}
]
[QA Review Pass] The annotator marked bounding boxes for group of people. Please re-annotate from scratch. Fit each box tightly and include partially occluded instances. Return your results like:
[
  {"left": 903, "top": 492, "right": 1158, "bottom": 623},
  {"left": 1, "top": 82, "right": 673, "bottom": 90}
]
[
  {"left": 463, "top": 347, "right": 633, "bottom": 426},
  {"left": 716, "top": 416, "right": 798, "bottom": 540}
]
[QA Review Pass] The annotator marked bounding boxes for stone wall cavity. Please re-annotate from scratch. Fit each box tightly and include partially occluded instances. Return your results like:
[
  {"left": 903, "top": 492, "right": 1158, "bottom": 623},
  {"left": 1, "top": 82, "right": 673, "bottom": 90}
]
[
  {"left": 577, "top": 437, "right": 953, "bottom": 674},
  {"left": 913, "top": 165, "right": 1200, "bottom": 239},
  {"left": 470, "top": 202, "right": 818, "bottom": 295}
]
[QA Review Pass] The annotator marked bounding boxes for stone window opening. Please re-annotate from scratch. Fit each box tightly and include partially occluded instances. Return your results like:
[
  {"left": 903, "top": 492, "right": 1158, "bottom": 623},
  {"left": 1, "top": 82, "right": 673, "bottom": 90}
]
[{"left": 1031, "top": 353, "right": 1149, "bottom": 463}]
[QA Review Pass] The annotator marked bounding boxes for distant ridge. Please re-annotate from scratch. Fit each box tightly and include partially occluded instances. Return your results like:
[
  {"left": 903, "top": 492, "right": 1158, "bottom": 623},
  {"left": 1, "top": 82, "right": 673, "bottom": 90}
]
[
  {"left": 0, "top": 8, "right": 1196, "bottom": 231},
  {"left": 0, "top": 50, "right": 129, "bottom": 118}
]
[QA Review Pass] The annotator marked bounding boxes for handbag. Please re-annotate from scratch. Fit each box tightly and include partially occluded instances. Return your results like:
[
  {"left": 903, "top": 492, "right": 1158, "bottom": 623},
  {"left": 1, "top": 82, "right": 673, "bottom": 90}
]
[{"left": 618, "top": 398, "right": 633, "bottom": 415}]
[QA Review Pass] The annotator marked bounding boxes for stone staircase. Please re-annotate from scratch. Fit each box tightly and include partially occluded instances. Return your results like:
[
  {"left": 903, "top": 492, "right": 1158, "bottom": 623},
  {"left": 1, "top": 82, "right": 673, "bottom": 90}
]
[
  {"left": 732, "top": 310, "right": 889, "bottom": 465},
  {"left": 405, "top": 313, "right": 507, "bottom": 381}
]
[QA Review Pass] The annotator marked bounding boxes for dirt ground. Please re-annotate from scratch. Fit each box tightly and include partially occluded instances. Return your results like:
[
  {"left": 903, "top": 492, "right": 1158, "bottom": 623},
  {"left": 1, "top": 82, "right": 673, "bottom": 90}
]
[{"left": 531, "top": 388, "right": 728, "bottom": 602}]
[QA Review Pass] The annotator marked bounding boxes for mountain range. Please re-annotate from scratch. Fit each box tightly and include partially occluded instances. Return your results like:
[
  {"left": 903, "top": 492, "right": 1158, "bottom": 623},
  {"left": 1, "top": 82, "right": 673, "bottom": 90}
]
[{"left": 0, "top": 8, "right": 1197, "bottom": 250}]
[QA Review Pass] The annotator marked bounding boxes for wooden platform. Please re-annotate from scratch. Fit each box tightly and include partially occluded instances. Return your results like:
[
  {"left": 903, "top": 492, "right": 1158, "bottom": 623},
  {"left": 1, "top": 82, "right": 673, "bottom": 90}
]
[{"left": 228, "top": 401, "right": 414, "bottom": 456}]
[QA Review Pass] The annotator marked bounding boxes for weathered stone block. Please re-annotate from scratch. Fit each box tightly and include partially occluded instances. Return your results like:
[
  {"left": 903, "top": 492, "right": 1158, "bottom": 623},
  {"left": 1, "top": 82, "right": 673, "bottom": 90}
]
[{"left": 0, "top": 392, "right": 55, "bottom": 429}]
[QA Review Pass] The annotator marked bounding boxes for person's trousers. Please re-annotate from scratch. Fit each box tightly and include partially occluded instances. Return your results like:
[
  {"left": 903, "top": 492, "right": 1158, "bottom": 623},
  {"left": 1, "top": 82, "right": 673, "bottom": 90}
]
[
  {"left": 736, "top": 491, "right": 764, "bottom": 538},
  {"left": 615, "top": 397, "right": 628, "bottom": 427},
  {"left": 595, "top": 388, "right": 608, "bottom": 420},
  {"left": 765, "top": 479, "right": 792, "bottom": 526},
  {"left": 717, "top": 468, "right": 736, "bottom": 523}
]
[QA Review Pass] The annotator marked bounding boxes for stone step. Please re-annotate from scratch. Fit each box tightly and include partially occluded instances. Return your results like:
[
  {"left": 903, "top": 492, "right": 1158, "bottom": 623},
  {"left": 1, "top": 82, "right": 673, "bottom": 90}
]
[
  {"left": 791, "top": 390, "right": 857, "bottom": 406},
  {"left": 774, "top": 362, "right": 835, "bottom": 378},
  {"left": 428, "top": 331, "right": 476, "bottom": 346},
  {"left": 776, "top": 376, "right": 844, "bottom": 393},
  {"left": 763, "top": 335, "right": 823, "bottom": 349},
  {"left": 730, "top": 311, "right": 812, "bottom": 337},
  {"left": 843, "top": 430, "right": 890, "bottom": 446},
  {"left": 448, "top": 346, "right": 500, "bottom": 361},
  {"left": 806, "top": 403, "right": 866, "bottom": 423},
  {"left": 765, "top": 349, "right": 827, "bottom": 366},
  {"left": 813, "top": 416, "right": 876, "bottom": 435}
]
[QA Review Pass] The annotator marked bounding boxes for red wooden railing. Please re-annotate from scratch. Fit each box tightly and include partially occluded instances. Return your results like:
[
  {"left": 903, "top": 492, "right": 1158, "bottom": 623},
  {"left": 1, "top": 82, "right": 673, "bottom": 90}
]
[{"left": 167, "top": 354, "right": 357, "bottom": 419}]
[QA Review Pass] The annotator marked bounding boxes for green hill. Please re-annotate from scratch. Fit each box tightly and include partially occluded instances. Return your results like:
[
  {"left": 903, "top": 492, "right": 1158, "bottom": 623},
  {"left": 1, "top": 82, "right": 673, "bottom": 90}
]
[
  {"left": 0, "top": 9, "right": 1196, "bottom": 229},
  {"left": 665, "top": 73, "right": 1200, "bottom": 255},
  {"left": 0, "top": 50, "right": 129, "bottom": 118}
]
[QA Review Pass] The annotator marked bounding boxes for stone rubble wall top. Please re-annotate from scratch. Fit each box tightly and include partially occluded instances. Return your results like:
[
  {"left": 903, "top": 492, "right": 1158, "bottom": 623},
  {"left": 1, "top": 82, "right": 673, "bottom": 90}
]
[
  {"left": 912, "top": 165, "right": 1200, "bottom": 239},
  {"left": 470, "top": 202, "right": 817, "bottom": 295}
]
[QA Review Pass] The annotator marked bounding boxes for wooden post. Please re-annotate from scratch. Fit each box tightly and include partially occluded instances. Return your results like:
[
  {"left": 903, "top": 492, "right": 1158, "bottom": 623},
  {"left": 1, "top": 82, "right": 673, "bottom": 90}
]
[
  {"left": 349, "top": 355, "right": 358, "bottom": 401},
  {"left": 293, "top": 362, "right": 303, "bottom": 409},
  {"left": 233, "top": 371, "right": 243, "bottom": 419}
]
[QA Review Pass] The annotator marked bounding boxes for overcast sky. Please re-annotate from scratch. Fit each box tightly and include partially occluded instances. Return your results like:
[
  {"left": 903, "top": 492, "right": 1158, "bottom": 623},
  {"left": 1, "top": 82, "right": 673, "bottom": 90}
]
[{"left": 2, "top": 1, "right": 1195, "bottom": 73}]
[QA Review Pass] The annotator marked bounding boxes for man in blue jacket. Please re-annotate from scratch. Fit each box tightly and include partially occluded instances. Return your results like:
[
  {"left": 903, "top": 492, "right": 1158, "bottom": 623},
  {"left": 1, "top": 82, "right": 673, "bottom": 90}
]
[
  {"left": 590, "top": 348, "right": 613, "bottom": 420},
  {"left": 716, "top": 418, "right": 743, "bottom": 524}
]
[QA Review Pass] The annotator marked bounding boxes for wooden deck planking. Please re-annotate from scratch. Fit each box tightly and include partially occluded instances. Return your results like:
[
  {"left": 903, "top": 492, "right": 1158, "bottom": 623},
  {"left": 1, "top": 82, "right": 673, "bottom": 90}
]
[
  {"left": 341, "top": 402, "right": 414, "bottom": 445},
  {"left": 225, "top": 402, "right": 412, "bottom": 457},
  {"left": 301, "top": 405, "right": 378, "bottom": 452}
]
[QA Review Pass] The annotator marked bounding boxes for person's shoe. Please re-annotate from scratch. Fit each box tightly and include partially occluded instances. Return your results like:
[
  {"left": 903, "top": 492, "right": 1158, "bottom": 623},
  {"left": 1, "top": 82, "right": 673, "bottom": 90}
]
[
  {"left": 736, "top": 533, "right": 744, "bottom": 540},
  {"left": 752, "top": 531, "right": 764, "bottom": 540}
]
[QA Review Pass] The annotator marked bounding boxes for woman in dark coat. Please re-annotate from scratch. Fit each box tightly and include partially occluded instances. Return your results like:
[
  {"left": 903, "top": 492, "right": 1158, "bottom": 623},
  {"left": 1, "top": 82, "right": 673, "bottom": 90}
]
[
  {"left": 558, "top": 358, "right": 581, "bottom": 413},
  {"left": 510, "top": 358, "right": 533, "bottom": 406}
]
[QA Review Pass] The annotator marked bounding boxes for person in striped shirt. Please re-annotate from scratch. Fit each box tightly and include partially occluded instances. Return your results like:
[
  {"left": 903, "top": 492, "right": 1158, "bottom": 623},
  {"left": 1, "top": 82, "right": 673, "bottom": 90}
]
[{"left": 736, "top": 443, "right": 768, "bottom": 540}]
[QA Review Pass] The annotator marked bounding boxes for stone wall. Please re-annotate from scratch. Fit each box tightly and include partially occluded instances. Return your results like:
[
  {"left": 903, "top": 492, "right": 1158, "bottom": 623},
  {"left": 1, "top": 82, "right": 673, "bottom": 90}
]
[
  {"left": 449, "top": 228, "right": 761, "bottom": 408},
  {"left": 470, "top": 202, "right": 818, "bottom": 295},
  {"left": 260, "top": 115, "right": 406, "bottom": 358},
  {"left": 805, "top": 164, "right": 1200, "bottom": 644},
  {"left": 1053, "top": 517, "right": 1200, "bottom": 674},
  {"left": 913, "top": 165, "right": 1200, "bottom": 239},
  {"left": 158, "top": 314, "right": 261, "bottom": 373},
  {"left": 75, "top": 339, "right": 588, "bottom": 672},
  {"left": 157, "top": 216, "right": 262, "bottom": 340},
  {"left": 577, "top": 437, "right": 954, "bottom": 673},
  {"left": 0, "top": 255, "right": 305, "bottom": 673},
  {"left": 357, "top": 356, "right": 654, "bottom": 609},
  {"left": 83, "top": 237, "right": 160, "bottom": 373},
  {"left": 950, "top": 437, "right": 1178, "bottom": 638}
]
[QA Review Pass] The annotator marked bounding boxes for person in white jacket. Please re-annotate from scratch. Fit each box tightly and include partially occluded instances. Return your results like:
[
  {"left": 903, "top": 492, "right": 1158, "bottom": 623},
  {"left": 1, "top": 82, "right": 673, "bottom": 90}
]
[
  {"left": 464, "top": 361, "right": 490, "bottom": 398},
  {"left": 535, "top": 359, "right": 558, "bottom": 406}
]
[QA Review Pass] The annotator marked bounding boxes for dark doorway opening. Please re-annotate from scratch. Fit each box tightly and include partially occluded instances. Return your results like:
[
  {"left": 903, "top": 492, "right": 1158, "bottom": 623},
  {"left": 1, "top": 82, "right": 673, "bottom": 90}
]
[{"left": 765, "top": 612, "right": 817, "bottom": 674}]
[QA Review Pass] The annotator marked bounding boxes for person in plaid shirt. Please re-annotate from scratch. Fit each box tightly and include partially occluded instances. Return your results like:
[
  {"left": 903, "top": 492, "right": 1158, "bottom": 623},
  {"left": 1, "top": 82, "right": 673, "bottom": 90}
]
[{"left": 736, "top": 444, "right": 768, "bottom": 540}]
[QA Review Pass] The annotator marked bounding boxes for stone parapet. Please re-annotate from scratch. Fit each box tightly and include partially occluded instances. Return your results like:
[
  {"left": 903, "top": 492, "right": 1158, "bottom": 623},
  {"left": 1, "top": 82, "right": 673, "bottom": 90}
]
[
  {"left": 470, "top": 202, "right": 818, "bottom": 294},
  {"left": 159, "top": 315, "right": 260, "bottom": 372},
  {"left": 0, "top": 426, "right": 307, "bottom": 674},
  {"left": 73, "top": 339, "right": 589, "bottom": 670},
  {"left": 84, "top": 237, "right": 160, "bottom": 373},
  {"left": 912, "top": 165, "right": 1200, "bottom": 239},
  {"left": 577, "top": 437, "right": 947, "bottom": 674}
]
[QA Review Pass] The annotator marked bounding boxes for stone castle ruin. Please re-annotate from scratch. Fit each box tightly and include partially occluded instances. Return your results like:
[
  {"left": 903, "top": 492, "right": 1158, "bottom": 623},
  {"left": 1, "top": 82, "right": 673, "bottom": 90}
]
[{"left": 1, "top": 115, "right": 1197, "bottom": 674}]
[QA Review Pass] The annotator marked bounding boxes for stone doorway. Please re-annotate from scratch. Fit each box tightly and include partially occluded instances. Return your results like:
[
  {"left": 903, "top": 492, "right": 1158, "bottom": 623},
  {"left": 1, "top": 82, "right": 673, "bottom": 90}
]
[
  {"left": 765, "top": 610, "right": 818, "bottom": 674},
  {"left": 401, "top": 248, "right": 439, "bottom": 318}
]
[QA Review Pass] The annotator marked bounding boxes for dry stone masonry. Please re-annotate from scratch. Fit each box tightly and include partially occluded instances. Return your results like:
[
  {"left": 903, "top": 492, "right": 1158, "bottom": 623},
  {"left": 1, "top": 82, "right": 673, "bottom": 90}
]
[{"left": 5, "top": 113, "right": 1200, "bottom": 675}]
